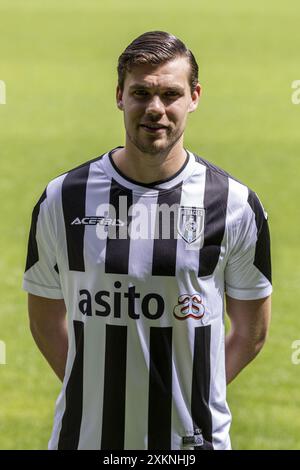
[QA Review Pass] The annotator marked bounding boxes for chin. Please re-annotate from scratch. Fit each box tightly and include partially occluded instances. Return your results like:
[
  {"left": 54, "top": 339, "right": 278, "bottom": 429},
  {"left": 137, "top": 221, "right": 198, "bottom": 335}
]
[
  {"left": 132, "top": 138, "right": 168, "bottom": 156},
  {"left": 140, "top": 143, "right": 169, "bottom": 156}
]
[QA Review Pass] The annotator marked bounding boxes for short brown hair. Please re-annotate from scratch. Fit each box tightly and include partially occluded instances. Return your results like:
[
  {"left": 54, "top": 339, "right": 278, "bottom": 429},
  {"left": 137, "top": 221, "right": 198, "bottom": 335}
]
[{"left": 117, "top": 31, "right": 199, "bottom": 93}]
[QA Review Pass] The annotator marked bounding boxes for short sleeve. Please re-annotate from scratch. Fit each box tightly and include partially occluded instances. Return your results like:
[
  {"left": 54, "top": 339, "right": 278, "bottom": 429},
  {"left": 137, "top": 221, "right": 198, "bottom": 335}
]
[
  {"left": 225, "top": 190, "right": 272, "bottom": 300},
  {"left": 23, "top": 188, "right": 63, "bottom": 299}
]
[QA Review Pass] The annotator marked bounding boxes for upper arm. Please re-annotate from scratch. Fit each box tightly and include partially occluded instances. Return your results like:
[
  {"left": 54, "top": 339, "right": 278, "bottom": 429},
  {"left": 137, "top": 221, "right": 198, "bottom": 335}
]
[
  {"left": 226, "top": 294, "right": 271, "bottom": 342},
  {"left": 28, "top": 293, "right": 66, "bottom": 333}
]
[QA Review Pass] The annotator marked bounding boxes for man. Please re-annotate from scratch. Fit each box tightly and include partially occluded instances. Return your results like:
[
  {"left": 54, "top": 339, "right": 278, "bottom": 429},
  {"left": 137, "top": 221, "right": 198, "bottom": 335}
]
[{"left": 23, "top": 31, "right": 272, "bottom": 450}]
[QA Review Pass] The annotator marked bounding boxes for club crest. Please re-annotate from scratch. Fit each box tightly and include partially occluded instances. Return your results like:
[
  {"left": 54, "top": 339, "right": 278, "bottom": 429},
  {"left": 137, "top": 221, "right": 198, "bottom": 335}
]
[{"left": 177, "top": 206, "right": 205, "bottom": 244}]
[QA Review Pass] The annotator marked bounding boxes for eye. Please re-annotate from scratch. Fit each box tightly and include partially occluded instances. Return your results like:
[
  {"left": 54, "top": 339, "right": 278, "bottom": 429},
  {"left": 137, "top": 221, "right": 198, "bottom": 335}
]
[
  {"left": 164, "top": 91, "right": 180, "bottom": 99},
  {"left": 133, "top": 90, "right": 149, "bottom": 97},
  {"left": 163, "top": 90, "right": 179, "bottom": 101}
]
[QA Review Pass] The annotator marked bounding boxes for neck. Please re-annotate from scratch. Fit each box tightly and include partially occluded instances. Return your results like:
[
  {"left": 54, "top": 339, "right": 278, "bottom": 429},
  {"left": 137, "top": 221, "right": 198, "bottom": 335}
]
[{"left": 111, "top": 137, "right": 187, "bottom": 184}]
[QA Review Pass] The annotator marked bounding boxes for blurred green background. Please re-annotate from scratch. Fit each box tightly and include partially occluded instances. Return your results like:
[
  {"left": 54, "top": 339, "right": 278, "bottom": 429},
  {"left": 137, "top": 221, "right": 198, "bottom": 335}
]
[{"left": 0, "top": 0, "right": 300, "bottom": 449}]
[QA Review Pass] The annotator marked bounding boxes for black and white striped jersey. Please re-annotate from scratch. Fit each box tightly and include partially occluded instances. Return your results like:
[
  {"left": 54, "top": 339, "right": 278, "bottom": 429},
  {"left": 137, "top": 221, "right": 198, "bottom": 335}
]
[{"left": 23, "top": 147, "right": 272, "bottom": 450}]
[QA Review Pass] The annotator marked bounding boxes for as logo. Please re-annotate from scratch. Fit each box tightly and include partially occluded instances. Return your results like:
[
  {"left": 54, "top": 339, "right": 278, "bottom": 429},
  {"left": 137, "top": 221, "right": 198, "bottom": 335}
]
[{"left": 173, "top": 294, "right": 206, "bottom": 321}]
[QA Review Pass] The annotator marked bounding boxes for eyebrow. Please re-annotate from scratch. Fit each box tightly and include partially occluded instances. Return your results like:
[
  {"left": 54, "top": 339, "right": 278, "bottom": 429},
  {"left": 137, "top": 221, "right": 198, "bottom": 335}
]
[{"left": 128, "top": 83, "right": 185, "bottom": 92}]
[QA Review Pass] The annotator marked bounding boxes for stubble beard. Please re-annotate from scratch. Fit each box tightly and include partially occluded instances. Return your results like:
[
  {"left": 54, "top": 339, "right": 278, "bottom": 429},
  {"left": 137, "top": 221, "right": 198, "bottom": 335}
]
[{"left": 126, "top": 126, "right": 185, "bottom": 158}]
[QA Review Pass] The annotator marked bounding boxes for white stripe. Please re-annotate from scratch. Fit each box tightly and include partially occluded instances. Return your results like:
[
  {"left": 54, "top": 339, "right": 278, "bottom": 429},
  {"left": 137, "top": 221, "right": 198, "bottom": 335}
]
[
  {"left": 78, "top": 318, "right": 106, "bottom": 449},
  {"left": 171, "top": 322, "right": 197, "bottom": 449},
  {"left": 124, "top": 321, "right": 150, "bottom": 449},
  {"left": 76, "top": 161, "right": 112, "bottom": 448},
  {"left": 176, "top": 162, "right": 206, "bottom": 274},
  {"left": 128, "top": 192, "right": 159, "bottom": 279},
  {"left": 84, "top": 160, "right": 112, "bottom": 270},
  {"left": 171, "top": 162, "right": 207, "bottom": 449},
  {"left": 225, "top": 177, "right": 248, "bottom": 251}
]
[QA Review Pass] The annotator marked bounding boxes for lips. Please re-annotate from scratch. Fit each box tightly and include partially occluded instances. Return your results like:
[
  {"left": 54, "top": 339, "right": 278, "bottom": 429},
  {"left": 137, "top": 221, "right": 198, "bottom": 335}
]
[{"left": 140, "top": 123, "right": 167, "bottom": 132}]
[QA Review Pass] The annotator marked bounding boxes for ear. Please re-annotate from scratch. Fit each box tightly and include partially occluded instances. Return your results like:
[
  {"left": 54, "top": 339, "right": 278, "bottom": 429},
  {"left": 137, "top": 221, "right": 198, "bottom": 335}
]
[
  {"left": 188, "top": 83, "right": 202, "bottom": 113},
  {"left": 116, "top": 86, "right": 124, "bottom": 111}
]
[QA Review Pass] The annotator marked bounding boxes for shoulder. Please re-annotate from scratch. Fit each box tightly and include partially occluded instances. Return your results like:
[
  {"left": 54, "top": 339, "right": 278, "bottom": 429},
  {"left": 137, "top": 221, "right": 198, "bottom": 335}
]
[
  {"left": 192, "top": 152, "right": 268, "bottom": 226},
  {"left": 44, "top": 152, "right": 106, "bottom": 204},
  {"left": 193, "top": 153, "right": 249, "bottom": 208},
  {"left": 193, "top": 153, "right": 235, "bottom": 180},
  {"left": 59, "top": 152, "right": 106, "bottom": 178},
  {"left": 193, "top": 153, "right": 246, "bottom": 191}
]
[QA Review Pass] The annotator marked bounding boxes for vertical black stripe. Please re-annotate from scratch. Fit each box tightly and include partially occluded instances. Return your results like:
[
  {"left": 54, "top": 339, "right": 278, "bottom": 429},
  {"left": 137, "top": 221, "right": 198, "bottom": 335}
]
[
  {"left": 105, "top": 179, "right": 132, "bottom": 274},
  {"left": 198, "top": 169, "right": 229, "bottom": 277},
  {"left": 247, "top": 191, "right": 272, "bottom": 283},
  {"left": 25, "top": 189, "right": 47, "bottom": 272},
  {"left": 191, "top": 325, "right": 213, "bottom": 447},
  {"left": 101, "top": 325, "right": 127, "bottom": 450},
  {"left": 62, "top": 164, "right": 90, "bottom": 271},
  {"left": 58, "top": 321, "right": 84, "bottom": 450},
  {"left": 152, "top": 185, "right": 182, "bottom": 276},
  {"left": 148, "top": 327, "right": 172, "bottom": 450}
]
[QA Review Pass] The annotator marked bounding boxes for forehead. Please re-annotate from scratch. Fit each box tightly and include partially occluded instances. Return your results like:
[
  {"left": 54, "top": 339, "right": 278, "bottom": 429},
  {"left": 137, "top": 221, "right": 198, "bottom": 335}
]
[{"left": 124, "top": 56, "right": 191, "bottom": 90}]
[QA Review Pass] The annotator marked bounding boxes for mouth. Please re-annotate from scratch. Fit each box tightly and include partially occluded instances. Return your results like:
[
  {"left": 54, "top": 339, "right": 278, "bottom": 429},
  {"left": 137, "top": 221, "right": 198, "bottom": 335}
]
[{"left": 140, "top": 124, "right": 168, "bottom": 133}]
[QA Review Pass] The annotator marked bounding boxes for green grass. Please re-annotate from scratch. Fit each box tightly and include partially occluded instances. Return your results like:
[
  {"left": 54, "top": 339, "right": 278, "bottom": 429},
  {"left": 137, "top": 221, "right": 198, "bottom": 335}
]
[{"left": 1, "top": 0, "right": 300, "bottom": 449}]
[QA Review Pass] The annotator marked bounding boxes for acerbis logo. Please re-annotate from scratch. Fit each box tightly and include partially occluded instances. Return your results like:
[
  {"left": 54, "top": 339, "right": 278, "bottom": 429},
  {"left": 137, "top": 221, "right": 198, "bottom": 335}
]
[
  {"left": 173, "top": 294, "right": 206, "bottom": 321},
  {"left": 71, "top": 216, "right": 124, "bottom": 226}
]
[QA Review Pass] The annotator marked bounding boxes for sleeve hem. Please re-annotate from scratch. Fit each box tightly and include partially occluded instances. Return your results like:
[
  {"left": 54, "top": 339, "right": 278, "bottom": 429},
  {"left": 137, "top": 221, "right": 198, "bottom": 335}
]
[
  {"left": 23, "top": 278, "right": 64, "bottom": 299},
  {"left": 226, "top": 285, "right": 272, "bottom": 301}
]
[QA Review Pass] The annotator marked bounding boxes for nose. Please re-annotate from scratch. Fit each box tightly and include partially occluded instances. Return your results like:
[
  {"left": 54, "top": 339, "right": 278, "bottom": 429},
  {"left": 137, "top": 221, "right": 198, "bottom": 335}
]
[{"left": 145, "top": 95, "right": 164, "bottom": 117}]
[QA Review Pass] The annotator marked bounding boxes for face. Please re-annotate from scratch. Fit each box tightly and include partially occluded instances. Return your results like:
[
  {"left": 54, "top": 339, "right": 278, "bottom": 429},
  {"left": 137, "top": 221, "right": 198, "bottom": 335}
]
[{"left": 116, "top": 56, "right": 201, "bottom": 157}]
